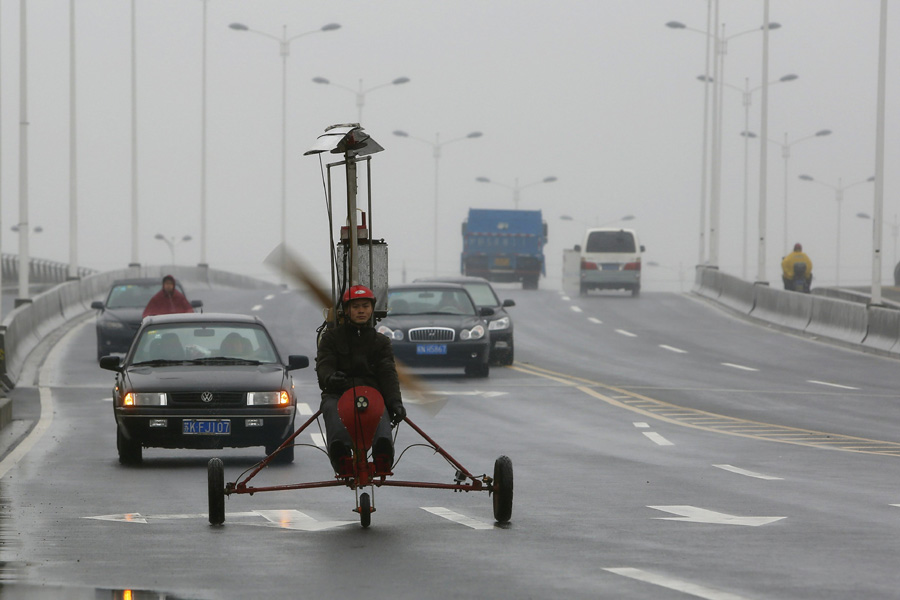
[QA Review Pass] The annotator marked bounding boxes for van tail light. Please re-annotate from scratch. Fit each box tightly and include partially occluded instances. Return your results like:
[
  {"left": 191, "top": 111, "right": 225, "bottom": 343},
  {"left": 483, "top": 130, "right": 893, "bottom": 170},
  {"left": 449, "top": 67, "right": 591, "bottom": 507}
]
[
  {"left": 581, "top": 259, "right": 598, "bottom": 271},
  {"left": 624, "top": 262, "right": 641, "bottom": 271}
]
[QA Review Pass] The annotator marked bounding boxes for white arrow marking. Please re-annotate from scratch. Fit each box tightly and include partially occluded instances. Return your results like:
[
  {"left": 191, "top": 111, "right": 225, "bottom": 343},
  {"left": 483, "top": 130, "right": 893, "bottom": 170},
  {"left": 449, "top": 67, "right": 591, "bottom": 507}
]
[
  {"left": 721, "top": 362, "right": 759, "bottom": 372},
  {"left": 604, "top": 568, "right": 753, "bottom": 600},
  {"left": 649, "top": 506, "right": 785, "bottom": 526},
  {"left": 588, "top": 317, "right": 602, "bottom": 324},
  {"left": 421, "top": 507, "right": 494, "bottom": 529},
  {"left": 570, "top": 306, "right": 583, "bottom": 313},
  {"left": 426, "top": 390, "right": 508, "bottom": 398},
  {"left": 714, "top": 464, "right": 783, "bottom": 480},
  {"left": 251, "top": 509, "right": 355, "bottom": 531},
  {"left": 643, "top": 432, "right": 674, "bottom": 446},
  {"left": 85, "top": 511, "right": 260, "bottom": 524},
  {"left": 807, "top": 380, "right": 858, "bottom": 390},
  {"left": 659, "top": 344, "right": 687, "bottom": 354},
  {"left": 615, "top": 329, "right": 637, "bottom": 337}
]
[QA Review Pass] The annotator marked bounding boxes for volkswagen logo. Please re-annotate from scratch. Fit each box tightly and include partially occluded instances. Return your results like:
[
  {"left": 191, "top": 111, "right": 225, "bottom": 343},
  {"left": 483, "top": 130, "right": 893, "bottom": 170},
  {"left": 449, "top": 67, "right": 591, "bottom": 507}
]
[{"left": 201, "top": 391, "right": 214, "bottom": 403}]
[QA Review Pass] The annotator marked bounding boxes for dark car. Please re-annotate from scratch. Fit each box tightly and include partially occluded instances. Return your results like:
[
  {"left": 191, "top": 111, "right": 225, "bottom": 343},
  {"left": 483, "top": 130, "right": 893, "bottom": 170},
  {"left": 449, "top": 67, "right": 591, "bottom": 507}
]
[
  {"left": 377, "top": 283, "right": 492, "bottom": 377},
  {"left": 415, "top": 275, "right": 515, "bottom": 365},
  {"left": 99, "top": 312, "right": 309, "bottom": 465},
  {"left": 91, "top": 278, "right": 203, "bottom": 361}
]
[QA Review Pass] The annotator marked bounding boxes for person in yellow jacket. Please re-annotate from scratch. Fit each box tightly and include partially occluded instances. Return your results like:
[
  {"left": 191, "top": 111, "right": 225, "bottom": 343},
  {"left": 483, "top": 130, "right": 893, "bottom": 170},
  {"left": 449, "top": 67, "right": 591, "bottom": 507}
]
[{"left": 781, "top": 243, "right": 813, "bottom": 291}]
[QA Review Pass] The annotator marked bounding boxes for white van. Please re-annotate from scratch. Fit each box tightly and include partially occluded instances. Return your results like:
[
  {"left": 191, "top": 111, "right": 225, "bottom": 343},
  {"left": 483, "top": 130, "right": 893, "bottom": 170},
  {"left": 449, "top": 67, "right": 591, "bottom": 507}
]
[{"left": 576, "top": 228, "right": 644, "bottom": 296}]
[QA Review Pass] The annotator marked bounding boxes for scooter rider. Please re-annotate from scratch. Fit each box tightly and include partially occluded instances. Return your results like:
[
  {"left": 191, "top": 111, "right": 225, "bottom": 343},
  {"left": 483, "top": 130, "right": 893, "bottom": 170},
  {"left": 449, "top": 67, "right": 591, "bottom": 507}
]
[
  {"left": 315, "top": 285, "right": 406, "bottom": 477},
  {"left": 781, "top": 243, "right": 813, "bottom": 290}
]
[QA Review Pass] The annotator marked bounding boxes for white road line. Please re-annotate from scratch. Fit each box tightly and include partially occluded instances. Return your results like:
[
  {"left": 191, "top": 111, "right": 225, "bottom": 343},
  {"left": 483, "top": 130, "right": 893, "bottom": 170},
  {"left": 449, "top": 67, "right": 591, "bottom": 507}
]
[
  {"left": 604, "top": 567, "right": 753, "bottom": 600},
  {"left": 311, "top": 433, "right": 326, "bottom": 448},
  {"left": 421, "top": 507, "right": 494, "bottom": 530},
  {"left": 643, "top": 432, "right": 673, "bottom": 446},
  {"left": 570, "top": 306, "right": 583, "bottom": 313},
  {"left": 264, "top": 294, "right": 275, "bottom": 300},
  {"left": 633, "top": 422, "right": 650, "bottom": 429},
  {"left": 615, "top": 329, "right": 637, "bottom": 338},
  {"left": 561, "top": 295, "right": 571, "bottom": 301},
  {"left": 251, "top": 304, "right": 263, "bottom": 312},
  {"left": 297, "top": 403, "right": 313, "bottom": 416},
  {"left": 713, "top": 464, "right": 783, "bottom": 480},
  {"left": 659, "top": 344, "right": 687, "bottom": 354},
  {"left": 588, "top": 317, "right": 602, "bottom": 324},
  {"left": 807, "top": 380, "right": 859, "bottom": 390},
  {"left": 721, "top": 362, "right": 759, "bottom": 372}
]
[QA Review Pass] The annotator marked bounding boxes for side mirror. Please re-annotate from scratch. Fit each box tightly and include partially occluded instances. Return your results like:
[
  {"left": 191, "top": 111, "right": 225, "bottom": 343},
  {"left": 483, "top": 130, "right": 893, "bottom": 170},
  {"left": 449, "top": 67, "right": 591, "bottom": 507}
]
[
  {"left": 287, "top": 355, "right": 310, "bottom": 371},
  {"left": 91, "top": 301, "right": 104, "bottom": 310},
  {"left": 640, "top": 245, "right": 646, "bottom": 252},
  {"left": 574, "top": 244, "right": 581, "bottom": 252},
  {"left": 502, "top": 299, "right": 516, "bottom": 308},
  {"left": 479, "top": 307, "right": 495, "bottom": 317},
  {"left": 99, "top": 355, "right": 122, "bottom": 371},
  {"left": 191, "top": 299, "right": 204, "bottom": 308}
]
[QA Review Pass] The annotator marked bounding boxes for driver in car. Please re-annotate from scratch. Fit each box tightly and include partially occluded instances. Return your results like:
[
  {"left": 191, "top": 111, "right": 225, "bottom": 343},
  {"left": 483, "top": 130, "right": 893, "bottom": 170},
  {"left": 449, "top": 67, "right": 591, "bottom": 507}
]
[{"left": 315, "top": 285, "right": 406, "bottom": 478}]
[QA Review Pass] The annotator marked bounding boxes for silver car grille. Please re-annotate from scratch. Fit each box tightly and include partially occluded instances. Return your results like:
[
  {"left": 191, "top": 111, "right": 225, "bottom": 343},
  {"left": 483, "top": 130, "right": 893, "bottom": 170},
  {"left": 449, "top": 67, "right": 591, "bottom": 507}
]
[{"left": 408, "top": 327, "right": 455, "bottom": 342}]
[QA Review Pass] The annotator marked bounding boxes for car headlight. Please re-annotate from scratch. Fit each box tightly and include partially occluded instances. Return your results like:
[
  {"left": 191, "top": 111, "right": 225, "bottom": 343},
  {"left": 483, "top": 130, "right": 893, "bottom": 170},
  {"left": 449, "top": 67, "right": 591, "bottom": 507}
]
[
  {"left": 100, "top": 321, "right": 126, "bottom": 330},
  {"left": 488, "top": 316, "right": 510, "bottom": 331},
  {"left": 123, "top": 392, "right": 167, "bottom": 406},
  {"left": 460, "top": 324, "right": 486, "bottom": 341},
  {"left": 376, "top": 325, "right": 404, "bottom": 340},
  {"left": 247, "top": 391, "right": 291, "bottom": 406}
]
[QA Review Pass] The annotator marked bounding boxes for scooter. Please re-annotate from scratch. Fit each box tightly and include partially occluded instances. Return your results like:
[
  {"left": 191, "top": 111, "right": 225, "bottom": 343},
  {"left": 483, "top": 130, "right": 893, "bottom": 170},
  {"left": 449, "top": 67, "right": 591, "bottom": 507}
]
[{"left": 791, "top": 262, "right": 811, "bottom": 293}]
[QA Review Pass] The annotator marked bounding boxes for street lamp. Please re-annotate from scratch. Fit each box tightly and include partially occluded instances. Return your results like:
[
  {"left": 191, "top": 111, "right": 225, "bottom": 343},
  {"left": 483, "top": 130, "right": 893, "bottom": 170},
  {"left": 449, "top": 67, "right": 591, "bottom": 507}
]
[
  {"left": 312, "top": 76, "right": 409, "bottom": 123},
  {"left": 667, "top": 16, "right": 780, "bottom": 268},
  {"left": 393, "top": 129, "right": 483, "bottom": 276},
  {"left": 229, "top": 20, "right": 341, "bottom": 274},
  {"left": 703, "top": 71, "right": 798, "bottom": 279},
  {"left": 155, "top": 233, "right": 193, "bottom": 265},
  {"left": 475, "top": 175, "right": 557, "bottom": 209},
  {"left": 799, "top": 174, "right": 875, "bottom": 286}
]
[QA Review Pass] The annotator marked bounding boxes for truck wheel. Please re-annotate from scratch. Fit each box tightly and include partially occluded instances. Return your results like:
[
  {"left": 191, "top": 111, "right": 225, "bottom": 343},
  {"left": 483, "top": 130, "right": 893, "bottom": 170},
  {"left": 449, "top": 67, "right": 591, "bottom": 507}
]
[
  {"left": 523, "top": 276, "right": 539, "bottom": 290},
  {"left": 208, "top": 458, "right": 225, "bottom": 525}
]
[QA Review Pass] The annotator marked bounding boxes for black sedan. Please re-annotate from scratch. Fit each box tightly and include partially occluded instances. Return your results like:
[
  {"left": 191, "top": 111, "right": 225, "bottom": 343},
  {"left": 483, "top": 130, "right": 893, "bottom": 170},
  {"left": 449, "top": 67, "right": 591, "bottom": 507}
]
[
  {"left": 377, "top": 283, "right": 492, "bottom": 377},
  {"left": 99, "top": 313, "right": 309, "bottom": 465},
  {"left": 415, "top": 275, "right": 516, "bottom": 365},
  {"left": 91, "top": 277, "right": 203, "bottom": 361}
]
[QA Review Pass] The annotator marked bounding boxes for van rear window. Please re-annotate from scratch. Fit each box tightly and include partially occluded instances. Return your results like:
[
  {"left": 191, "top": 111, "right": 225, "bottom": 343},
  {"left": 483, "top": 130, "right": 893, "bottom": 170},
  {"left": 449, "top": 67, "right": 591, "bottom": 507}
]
[{"left": 586, "top": 231, "right": 636, "bottom": 253}]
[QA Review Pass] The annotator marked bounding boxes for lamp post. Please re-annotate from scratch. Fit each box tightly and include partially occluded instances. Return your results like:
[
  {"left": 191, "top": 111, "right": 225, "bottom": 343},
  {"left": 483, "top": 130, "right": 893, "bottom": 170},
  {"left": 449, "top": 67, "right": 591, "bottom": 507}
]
[
  {"left": 393, "top": 130, "right": 483, "bottom": 276},
  {"left": 155, "top": 234, "right": 193, "bottom": 265},
  {"left": 199, "top": 0, "right": 209, "bottom": 268},
  {"left": 667, "top": 14, "right": 780, "bottom": 268},
  {"left": 68, "top": 0, "right": 79, "bottom": 280},
  {"left": 312, "top": 76, "right": 409, "bottom": 123},
  {"left": 475, "top": 176, "right": 557, "bottom": 210},
  {"left": 129, "top": 0, "right": 139, "bottom": 267},
  {"left": 799, "top": 174, "right": 875, "bottom": 286},
  {"left": 704, "top": 71, "right": 798, "bottom": 279},
  {"left": 229, "top": 20, "right": 341, "bottom": 268},
  {"left": 17, "top": 0, "right": 31, "bottom": 305}
]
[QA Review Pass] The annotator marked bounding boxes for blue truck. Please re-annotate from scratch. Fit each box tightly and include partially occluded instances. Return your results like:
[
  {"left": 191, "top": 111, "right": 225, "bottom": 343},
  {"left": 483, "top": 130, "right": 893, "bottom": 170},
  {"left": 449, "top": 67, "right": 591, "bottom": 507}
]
[{"left": 460, "top": 209, "right": 547, "bottom": 290}]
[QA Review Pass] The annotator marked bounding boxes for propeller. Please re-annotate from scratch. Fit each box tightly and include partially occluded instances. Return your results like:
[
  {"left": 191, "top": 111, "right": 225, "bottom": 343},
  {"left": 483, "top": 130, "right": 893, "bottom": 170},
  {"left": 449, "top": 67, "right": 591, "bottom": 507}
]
[{"left": 264, "top": 243, "right": 448, "bottom": 416}]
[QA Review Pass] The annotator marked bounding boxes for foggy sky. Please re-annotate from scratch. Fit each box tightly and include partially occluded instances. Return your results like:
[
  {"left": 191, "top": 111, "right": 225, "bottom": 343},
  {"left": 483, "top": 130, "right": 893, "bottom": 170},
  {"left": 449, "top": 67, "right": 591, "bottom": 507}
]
[{"left": 0, "top": 1, "right": 896, "bottom": 291}]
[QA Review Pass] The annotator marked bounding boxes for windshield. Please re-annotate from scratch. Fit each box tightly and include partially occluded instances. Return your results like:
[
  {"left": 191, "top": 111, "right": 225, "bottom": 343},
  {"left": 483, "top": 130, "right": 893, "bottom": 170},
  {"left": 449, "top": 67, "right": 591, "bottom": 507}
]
[
  {"left": 585, "top": 231, "right": 636, "bottom": 253},
  {"left": 105, "top": 282, "right": 185, "bottom": 309},
  {"left": 388, "top": 289, "right": 477, "bottom": 316},
  {"left": 462, "top": 283, "right": 500, "bottom": 306},
  {"left": 131, "top": 323, "right": 279, "bottom": 364}
]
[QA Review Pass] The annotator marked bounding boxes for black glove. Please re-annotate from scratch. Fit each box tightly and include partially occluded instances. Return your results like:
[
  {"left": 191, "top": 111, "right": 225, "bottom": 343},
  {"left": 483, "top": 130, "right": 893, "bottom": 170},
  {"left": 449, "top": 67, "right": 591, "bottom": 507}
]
[
  {"left": 326, "top": 371, "right": 350, "bottom": 391},
  {"left": 388, "top": 403, "right": 407, "bottom": 426}
]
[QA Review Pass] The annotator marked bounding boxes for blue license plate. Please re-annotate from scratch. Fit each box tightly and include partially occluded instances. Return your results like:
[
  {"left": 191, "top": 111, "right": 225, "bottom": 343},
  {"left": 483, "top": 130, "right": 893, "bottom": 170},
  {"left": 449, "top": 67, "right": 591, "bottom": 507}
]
[
  {"left": 601, "top": 263, "right": 620, "bottom": 271},
  {"left": 417, "top": 344, "right": 447, "bottom": 355},
  {"left": 183, "top": 419, "right": 231, "bottom": 435}
]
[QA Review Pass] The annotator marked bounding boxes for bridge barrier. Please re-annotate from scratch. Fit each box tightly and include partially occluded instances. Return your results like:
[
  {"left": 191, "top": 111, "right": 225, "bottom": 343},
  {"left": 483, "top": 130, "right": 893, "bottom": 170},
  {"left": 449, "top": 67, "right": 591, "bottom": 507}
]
[
  {"left": 0, "top": 265, "right": 277, "bottom": 392},
  {"left": 717, "top": 272, "right": 755, "bottom": 315},
  {"left": 693, "top": 265, "right": 722, "bottom": 300},
  {"left": 804, "top": 295, "right": 869, "bottom": 344},
  {"left": 862, "top": 305, "right": 900, "bottom": 352},
  {"left": 751, "top": 284, "right": 813, "bottom": 330}
]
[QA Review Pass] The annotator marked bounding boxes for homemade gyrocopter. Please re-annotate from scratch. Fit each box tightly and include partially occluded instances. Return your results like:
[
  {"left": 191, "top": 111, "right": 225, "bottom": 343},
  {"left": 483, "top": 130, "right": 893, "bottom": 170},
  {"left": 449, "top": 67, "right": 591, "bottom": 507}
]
[{"left": 207, "top": 124, "right": 513, "bottom": 528}]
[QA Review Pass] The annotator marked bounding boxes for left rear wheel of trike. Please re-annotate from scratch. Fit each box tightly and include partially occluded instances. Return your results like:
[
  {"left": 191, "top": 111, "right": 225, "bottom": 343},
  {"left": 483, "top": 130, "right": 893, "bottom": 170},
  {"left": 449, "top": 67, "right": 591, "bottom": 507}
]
[
  {"left": 492, "top": 455, "right": 513, "bottom": 524},
  {"left": 208, "top": 458, "right": 225, "bottom": 525}
]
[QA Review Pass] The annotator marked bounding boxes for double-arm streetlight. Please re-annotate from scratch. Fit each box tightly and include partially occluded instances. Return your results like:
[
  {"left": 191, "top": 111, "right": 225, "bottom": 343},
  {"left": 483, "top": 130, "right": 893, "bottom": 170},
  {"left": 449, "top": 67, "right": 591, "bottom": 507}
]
[
  {"left": 229, "top": 20, "right": 341, "bottom": 261},
  {"left": 155, "top": 233, "right": 192, "bottom": 265},
  {"left": 393, "top": 130, "right": 483, "bottom": 276},
  {"left": 666, "top": 16, "right": 780, "bottom": 268},
  {"left": 799, "top": 174, "right": 875, "bottom": 285},
  {"left": 312, "top": 76, "right": 409, "bottom": 123},
  {"left": 475, "top": 176, "right": 557, "bottom": 210}
]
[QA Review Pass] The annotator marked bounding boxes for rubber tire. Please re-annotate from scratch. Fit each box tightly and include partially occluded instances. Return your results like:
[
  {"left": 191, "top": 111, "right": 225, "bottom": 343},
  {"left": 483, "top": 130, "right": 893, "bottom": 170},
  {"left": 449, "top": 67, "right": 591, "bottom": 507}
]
[
  {"left": 492, "top": 455, "right": 513, "bottom": 524},
  {"left": 465, "top": 363, "right": 490, "bottom": 378},
  {"left": 522, "top": 276, "right": 539, "bottom": 290},
  {"left": 579, "top": 283, "right": 588, "bottom": 297},
  {"left": 117, "top": 428, "right": 142, "bottom": 465},
  {"left": 631, "top": 284, "right": 641, "bottom": 297},
  {"left": 500, "top": 341, "right": 515, "bottom": 366},
  {"left": 208, "top": 458, "right": 225, "bottom": 525},
  {"left": 265, "top": 438, "right": 295, "bottom": 464},
  {"left": 359, "top": 492, "right": 371, "bottom": 528}
]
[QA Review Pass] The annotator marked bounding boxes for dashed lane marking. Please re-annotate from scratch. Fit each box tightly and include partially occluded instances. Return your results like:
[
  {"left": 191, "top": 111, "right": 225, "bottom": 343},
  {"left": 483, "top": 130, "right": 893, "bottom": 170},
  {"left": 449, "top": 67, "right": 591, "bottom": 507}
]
[
  {"left": 659, "top": 344, "right": 688, "bottom": 354},
  {"left": 807, "top": 380, "right": 859, "bottom": 390},
  {"left": 251, "top": 304, "right": 263, "bottom": 312},
  {"left": 643, "top": 431, "right": 674, "bottom": 446},
  {"left": 649, "top": 506, "right": 785, "bottom": 527},
  {"left": 615, "top": 329, "right": 637, "bottom": 337},
  {"left": 264, "top": 294, "right": 275, "bottom": 300},
  {"left": 509, "top": 363, "right": 900, "bottom": 457},
  {"left": 713, "top": 464, "right": 783, "bottom": 480},
  {"left": 421, "top": 507, "right": 494, "bottom": 529},
  {"left": 570, "top": 306, "right": 583, "bottom": 313},
  {"left": 633, "top": 422, "right": 650, "bottom": 428},
  {"left": 605, "top": 567, "right": 754, "bottom": 599}
]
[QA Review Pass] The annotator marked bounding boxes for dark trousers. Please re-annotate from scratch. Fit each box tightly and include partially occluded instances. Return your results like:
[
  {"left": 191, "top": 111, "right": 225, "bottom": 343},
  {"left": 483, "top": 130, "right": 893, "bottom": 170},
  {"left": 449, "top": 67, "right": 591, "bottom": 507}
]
[{"left": 320, "top": 392, "right": 393, "bottom": 469}]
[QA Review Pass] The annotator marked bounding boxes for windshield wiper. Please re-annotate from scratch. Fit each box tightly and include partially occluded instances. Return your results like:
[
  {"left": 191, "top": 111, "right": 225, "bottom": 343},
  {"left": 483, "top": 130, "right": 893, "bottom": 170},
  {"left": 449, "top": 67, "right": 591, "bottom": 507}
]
[
  {"left": 190, "top": 356, "right": 262, "bottom": 366},
  {"left": 130, "top": 359, "right": 186, "bottom": 367}
]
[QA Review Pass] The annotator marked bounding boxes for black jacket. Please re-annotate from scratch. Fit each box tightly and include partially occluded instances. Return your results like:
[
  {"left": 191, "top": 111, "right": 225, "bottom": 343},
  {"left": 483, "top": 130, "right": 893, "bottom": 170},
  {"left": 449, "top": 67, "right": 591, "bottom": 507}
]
[{"left": 315, "top": 322, "right": 402, "bottom": 409}]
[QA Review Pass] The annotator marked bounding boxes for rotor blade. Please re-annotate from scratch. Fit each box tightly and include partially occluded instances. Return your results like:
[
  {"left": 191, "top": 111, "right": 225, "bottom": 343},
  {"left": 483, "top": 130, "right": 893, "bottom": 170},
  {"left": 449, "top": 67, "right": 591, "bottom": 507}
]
[
  {"left": 396, "top": 362, "right": 448, "bottom": 417},
  {"left": 263, "top": 243, "right": 332, "bottom": 309}
]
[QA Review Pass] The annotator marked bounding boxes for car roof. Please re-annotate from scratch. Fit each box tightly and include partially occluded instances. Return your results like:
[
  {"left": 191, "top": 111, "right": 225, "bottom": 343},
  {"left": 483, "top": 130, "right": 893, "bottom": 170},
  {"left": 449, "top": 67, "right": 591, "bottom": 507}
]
[
  {"left": 141, "top": 312, "right": 264, "bottom": 327},
  {"left": 389, "top": 282, "right": 470, "bottom": 292},
  {"left": 414, "top": 276, "right": 493, "bottom": 285},
  {"left": 109, "top": 277, "right": 181, "bottom": 286}
]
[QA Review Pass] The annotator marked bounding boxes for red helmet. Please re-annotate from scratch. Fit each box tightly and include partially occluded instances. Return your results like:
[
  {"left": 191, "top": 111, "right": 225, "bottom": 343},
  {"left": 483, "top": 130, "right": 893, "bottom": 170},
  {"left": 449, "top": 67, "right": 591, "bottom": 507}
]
[
  {"left": 342, "top": 285, "right": 376, "bottom": 304},
  {"left": 794, "top": 243, "right": 802, "bottom": 252}
]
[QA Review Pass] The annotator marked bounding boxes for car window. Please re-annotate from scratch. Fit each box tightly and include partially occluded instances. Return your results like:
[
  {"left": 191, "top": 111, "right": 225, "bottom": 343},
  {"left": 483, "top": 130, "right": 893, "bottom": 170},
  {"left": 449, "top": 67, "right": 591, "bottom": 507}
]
[
  {"left": 462, "top": 283, "right": 500, "bottom": 306},
  {"left": 131, "top": 323, "right": 279, "bottom": 363},
  {"left": 106, "top": 282, "right": 186, "bottom": 309},
  {"left": 388, "top": 289, "right": 476, "bottom": 316},
  {"left": 585, "top": 231, "right": 636, "bottom": 253}
]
